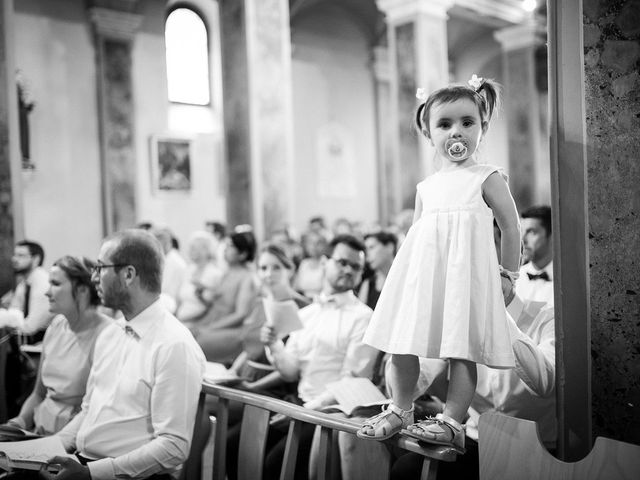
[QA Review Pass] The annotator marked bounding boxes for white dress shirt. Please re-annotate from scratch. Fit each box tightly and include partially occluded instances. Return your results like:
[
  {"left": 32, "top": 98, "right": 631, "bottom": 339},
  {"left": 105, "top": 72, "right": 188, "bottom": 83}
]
[
  {"left": 515, "top": 260, "right": 554, "bottom": 306},
  {"left": 57, "top": 300, "right": 205, "bottom": 479},
  {"left": 0, "top": 266, "right": 54, "bottom": 335},
  {"left": 268, "top": 291, "right": 378, "bottom": 407},
  {"left": 417, "top": 295, "right": 556, "bottom": 447}
]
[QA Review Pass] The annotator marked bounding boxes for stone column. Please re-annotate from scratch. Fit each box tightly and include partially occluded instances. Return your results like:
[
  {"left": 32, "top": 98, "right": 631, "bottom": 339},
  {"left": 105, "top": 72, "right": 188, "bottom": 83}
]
[
  {"left": 0, "top": 0, "right": 23, "bottom": 296},
  {"left": 218, "top": 0, "right": 294, "bottom": 238},
  {"left": 582, "top": 0, "right": 640, "bottom": 446},
  {"left": 494, "top": 21, "right": 546, "bottom": 211},
  {"left": 88, "top": 3, "right": 142, "bottom": 235},
  {"left": 377, "top": 0, "right": 452, "bottom": 211},
  {"left": 371, "top": 46, "right": 394, "bottom": 226}
]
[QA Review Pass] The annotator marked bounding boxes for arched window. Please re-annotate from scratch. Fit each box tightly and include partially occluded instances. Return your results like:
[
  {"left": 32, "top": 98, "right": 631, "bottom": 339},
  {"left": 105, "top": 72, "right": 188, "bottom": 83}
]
[{"left": 165, "top": 7, "right": 210, "bottom": 105}]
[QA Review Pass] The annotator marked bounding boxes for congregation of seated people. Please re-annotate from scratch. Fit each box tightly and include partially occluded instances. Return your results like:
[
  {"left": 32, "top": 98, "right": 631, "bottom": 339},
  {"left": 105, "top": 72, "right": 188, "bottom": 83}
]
[{"left": 0, "top": 207, "right": 556, "bottom": 479}]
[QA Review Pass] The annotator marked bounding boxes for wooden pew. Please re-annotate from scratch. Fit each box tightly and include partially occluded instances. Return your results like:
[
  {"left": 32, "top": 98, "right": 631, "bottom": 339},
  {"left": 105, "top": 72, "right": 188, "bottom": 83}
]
[
  {"left": 479, "top": 412, "right": 640, "bottom": 480},
  {"left": 201, "top": 382, "right": 459, "bottom": 480}
]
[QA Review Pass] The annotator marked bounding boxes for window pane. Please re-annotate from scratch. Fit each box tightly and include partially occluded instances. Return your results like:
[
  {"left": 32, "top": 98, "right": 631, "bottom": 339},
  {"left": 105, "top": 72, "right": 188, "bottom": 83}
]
[{"left": 165, "top": 8, "right": 210, "bottom": 105}]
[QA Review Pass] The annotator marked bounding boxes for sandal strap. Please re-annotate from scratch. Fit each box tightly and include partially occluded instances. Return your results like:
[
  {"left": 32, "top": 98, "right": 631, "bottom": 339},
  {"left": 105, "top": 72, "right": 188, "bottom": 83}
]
[
  {"left": 434, "top": 413, "right": 464, "bottom": 432},
  {"left": 386, "top": 403, "right": 414, "bottom": 420}
]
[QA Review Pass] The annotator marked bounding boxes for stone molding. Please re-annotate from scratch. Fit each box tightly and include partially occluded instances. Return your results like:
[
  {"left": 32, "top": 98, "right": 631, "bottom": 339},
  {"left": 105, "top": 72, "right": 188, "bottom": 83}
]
[
  {"left": 372, "top": 46, "right": 390, "bottom": 82},
  {"left": 494, "top": 20, "right": 545, "bottom": 51},
  {"left": 455, "top": 0, "right": 529, "bottom": 25},
  {"left": 88, "top": 7, "right": 142, "bottom": 40},
  {"left": 376, "top": 0, "right": 454, "bottom": 23}
]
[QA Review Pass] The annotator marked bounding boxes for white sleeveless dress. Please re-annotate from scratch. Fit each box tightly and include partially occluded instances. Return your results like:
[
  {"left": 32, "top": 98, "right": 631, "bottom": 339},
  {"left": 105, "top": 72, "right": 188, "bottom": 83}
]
[{"left": 364, "top": 164, "right": 515, "bottom": 368}]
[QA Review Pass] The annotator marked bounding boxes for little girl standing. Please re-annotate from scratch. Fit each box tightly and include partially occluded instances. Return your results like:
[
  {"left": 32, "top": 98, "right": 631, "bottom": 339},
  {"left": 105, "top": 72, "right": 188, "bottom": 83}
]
[{"left": 357, "top": 75, "right": 521, "bottom": 451}]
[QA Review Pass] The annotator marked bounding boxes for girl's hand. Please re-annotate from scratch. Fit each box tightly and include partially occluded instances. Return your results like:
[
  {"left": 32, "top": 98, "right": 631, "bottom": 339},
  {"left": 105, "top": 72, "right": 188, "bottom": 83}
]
[
  {"left": 260, "top": 325, "right": 277, "bottom": 346},
  {"left": 501, "top": 276, "right": 515, "bottom": 306}
]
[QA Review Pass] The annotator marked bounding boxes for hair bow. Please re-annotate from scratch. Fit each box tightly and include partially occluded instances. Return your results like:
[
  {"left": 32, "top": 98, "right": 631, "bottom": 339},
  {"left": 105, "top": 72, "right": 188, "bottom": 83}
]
[
  {"left": 468, "top": 74, "right": 484, "bottom": 92},
  {"left": 415, "top": 88, "right": 427, "bottom": 102}
]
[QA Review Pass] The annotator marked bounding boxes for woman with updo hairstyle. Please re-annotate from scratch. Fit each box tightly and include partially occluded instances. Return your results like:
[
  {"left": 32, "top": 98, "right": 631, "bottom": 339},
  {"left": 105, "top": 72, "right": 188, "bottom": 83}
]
[
  {"left": 194, "top": 229, "right": 259, "bottom": 364},
  {"left": 229, "top": 243, "right": 310, "bottom": 394},
  {"left": 4, "top": 256, "right": 110, "bottom": 435}
]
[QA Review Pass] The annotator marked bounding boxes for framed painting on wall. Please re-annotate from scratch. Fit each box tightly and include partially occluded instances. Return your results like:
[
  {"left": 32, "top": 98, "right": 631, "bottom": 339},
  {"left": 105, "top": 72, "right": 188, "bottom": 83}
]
[{"left": 150, "top": 134, "right": 193, "bottom": 192}]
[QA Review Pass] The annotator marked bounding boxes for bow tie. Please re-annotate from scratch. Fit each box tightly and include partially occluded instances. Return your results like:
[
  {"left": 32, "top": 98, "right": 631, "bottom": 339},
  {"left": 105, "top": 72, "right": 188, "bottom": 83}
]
[{"left": 527, "top": 271, "right": 550, "bottom": 281}]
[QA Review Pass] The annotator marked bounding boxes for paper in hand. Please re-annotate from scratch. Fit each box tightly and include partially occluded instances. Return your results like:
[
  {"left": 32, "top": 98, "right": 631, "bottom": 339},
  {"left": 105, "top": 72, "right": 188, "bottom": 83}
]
[
  {"left": 262, "top": 298, "right": 303, "bottom": 338},
  {"left": 0, "top": 436, "right": 75, "bottom": 471}
]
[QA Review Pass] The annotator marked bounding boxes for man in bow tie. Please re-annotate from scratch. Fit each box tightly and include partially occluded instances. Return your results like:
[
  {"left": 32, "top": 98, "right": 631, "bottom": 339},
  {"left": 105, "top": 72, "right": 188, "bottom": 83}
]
[
  {"left": 44, "top": 229, "right": 205, "bottom": 480},
  {"left": 515, "top": 205, "right": 554, "bottom": 306}
]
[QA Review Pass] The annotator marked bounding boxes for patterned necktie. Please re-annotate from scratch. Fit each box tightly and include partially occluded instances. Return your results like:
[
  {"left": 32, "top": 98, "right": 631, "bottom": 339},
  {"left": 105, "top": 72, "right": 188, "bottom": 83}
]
[
  {"left": 527, "top": 271, "right": 550, "bottom": 281},
  {"left": 124, "top": 325, "right": 139, "bottom": 340}
]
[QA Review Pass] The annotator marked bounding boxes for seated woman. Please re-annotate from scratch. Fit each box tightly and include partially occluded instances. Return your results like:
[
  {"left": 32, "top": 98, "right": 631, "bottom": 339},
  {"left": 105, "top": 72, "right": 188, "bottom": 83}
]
[
  {"left": 175, "top": 230, "right": 223, "bottom": 327},
  {"left": 230, "top": 243, "right": 310, "bottom": 396},
  {"left": 293, "top": 231, "right": 327, "bottom": 298},
  {"left": 5, "top": 256, "right": 110, "bottom": 435},
  {"left": 194, "top": 230, "right": 258, "bottom": 364}
]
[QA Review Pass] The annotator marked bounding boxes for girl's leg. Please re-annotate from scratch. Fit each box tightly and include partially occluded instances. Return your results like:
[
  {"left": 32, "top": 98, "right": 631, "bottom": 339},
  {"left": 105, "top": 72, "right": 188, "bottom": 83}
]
[
  {"left": 357, "top": 354, "right": 419, "bottom": 440},
  {"left": 443, "top": 359, "right": 477, "bottom": 423},
  {"left": 388, "top": 354, "right": 420, "bottom": 410}
]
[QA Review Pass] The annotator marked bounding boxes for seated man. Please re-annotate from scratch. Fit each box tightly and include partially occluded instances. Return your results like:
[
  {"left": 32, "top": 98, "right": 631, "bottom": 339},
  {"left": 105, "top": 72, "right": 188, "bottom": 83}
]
[
  {"left": 226, "top": 234, "right": 379, "bottom": 480},
  {"left": 390, "top": 288, "right": 556, "bottom": 479},
  {"left": 42, "top": 229, "right": 205, "bottom": 480},
  {"left": 0, "top": 240, "right": 54, "bottom": 340}
]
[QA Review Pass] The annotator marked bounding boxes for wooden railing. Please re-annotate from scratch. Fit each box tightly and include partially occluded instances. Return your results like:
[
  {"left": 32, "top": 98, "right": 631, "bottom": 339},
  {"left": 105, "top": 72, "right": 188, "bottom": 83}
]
[{"left": 196, "top": 382, "right": 459, "bottom": 480}]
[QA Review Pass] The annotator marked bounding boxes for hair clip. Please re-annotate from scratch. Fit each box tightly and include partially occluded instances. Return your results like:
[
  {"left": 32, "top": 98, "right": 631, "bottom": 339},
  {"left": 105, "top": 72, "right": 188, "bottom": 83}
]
[
  {"left": 468, "top": 74, "right": 485, "bottom": 92},
  {"left": 415, "top": 88, "right": 427, "bottom": 102}
]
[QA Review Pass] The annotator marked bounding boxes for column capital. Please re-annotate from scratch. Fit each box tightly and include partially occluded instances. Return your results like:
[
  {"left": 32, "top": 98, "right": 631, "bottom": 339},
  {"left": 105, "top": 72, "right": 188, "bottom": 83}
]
[
  {"left": 494, "top": 20, "right": 545, "bottom": 52},
  {"left": 88, "top": 7, "right": 143, "bottom": 40},
  {"left": 376, "top": 0, "right": 454, "bottom": 23}
]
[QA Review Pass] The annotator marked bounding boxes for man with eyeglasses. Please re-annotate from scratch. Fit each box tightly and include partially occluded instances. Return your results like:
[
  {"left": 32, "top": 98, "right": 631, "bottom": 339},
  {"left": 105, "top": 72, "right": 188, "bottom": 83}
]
[
  {"left": 42, "top": 229, "right": 205, "bottom": 480},
  {"left": 235, "top": 234, "right": 379, "bottom": 480}
]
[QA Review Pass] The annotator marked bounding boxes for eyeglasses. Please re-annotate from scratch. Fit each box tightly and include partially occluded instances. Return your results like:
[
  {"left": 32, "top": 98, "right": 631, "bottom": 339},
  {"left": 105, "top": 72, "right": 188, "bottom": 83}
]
[
  {"left": 331, "top": 257, "right": 363, "bottom": 272},
  {"left": 91, "top": 264, "right": 128, "bottom": 275}
]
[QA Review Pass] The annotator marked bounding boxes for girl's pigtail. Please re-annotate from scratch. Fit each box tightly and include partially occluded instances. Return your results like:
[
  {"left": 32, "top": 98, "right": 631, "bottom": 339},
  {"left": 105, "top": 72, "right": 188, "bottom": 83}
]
[
  {"left": 477, "top": 79, "right": 502, "bottom": 122},
  {"left": 414, "top": 102, "right": 427, "bottom": 136}
]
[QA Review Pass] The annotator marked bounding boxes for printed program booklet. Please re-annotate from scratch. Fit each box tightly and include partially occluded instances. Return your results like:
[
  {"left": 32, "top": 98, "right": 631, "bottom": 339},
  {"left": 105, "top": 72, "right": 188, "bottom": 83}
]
[
  {"left": 0, "top": 436, "right": 75, "bottom": 472},
  {"left": 322, "top": 377, "right": 390, "bottom": 416}
]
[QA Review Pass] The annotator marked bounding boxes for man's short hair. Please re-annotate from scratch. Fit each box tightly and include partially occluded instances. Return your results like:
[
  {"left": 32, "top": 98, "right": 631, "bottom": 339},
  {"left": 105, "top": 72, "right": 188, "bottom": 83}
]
[
  {"left": 326, "top": 234, "right": 365, "bottom": 256},
  {"left": 16, "top": 240, "right": 45, "bottom": 266},
  {"left": 521, "top": 205, "right": 552, "bottom": 235},
  {"left": 106, "top": 229, "right": 164, "bottom": 293},
  {"left": 364, "top": 231, "right": 399, "bottom": 254}
]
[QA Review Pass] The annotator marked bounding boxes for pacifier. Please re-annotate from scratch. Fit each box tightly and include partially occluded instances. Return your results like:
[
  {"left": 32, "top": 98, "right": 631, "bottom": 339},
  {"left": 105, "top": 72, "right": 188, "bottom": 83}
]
[{"left": 446, "top": 140, "right": 468, "bottom": 159}]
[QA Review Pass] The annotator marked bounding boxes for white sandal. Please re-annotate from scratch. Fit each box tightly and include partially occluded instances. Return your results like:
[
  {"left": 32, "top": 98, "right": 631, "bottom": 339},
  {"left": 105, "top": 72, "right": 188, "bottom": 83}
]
[
  {"left": 401, "top": 413, "right": 466, "bottom": 452},
  {"left": 356, "top": 403, "right": 414, "bottom": 441}
]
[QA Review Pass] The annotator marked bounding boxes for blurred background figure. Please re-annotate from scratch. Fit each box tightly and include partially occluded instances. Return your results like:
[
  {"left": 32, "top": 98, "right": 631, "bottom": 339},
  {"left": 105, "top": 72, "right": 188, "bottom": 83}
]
[
  {"left": 358, "top": 230, "right": 398, "bottom": 310},
  {"left": 175, "top": 231, "right": 224, "bottom": 327},
  {"left": 294, "top": 231, "right": 328, "bottom": 299},
  {"left": 194, "top": 229, "right": 258, "bottom": 364},
  {"left": 3, "top": 256, "right": 110, "bottom": 435},
  {"left": 205, "top": 220, "right": 229, "bottom": 271},
  {"left": 152, "top": 226, "right": 188, "bottom": 313},
  {"left": 390, "top": 209, "right": 415, "bottom": 246}
]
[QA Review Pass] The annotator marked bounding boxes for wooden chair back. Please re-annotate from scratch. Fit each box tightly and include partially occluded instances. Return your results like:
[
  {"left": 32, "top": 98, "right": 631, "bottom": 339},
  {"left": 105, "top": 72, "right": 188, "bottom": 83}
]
[
  {"left": 479, "top": 412, "right": 640, "bottom": 480},
  {"left": 203, "top": 382, "right": 460, "bottom": 480}
]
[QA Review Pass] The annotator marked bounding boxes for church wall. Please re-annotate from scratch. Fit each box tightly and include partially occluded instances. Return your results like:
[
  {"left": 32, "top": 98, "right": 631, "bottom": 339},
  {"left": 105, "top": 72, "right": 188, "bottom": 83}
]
[
  {"left": 132, "top": 0, "right": 226, "bottom": 250},
  {"left": 14, "top": 0, "right": 103, "bottom": 265},
  {"left": 290, "top": 7, "right": 379, "bottom": 232}
]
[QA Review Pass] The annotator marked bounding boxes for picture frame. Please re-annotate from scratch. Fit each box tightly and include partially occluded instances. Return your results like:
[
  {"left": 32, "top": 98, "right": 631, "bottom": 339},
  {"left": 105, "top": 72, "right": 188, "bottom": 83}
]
[{"left": 149, "top": 134, "right": 193, "bottom": 192}]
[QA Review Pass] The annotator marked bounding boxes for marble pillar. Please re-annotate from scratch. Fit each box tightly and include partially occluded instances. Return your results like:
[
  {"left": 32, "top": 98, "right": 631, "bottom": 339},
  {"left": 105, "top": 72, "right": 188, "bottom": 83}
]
[
  {"left": 218, "top": 0, "right": 294, "bottom": 238},
  {"left": 583, "top": 0, "right": 640, "bottom": 445},
  {"left": 372, "top": 46, "right": 394, "bottom": 225},
  {"left": 495, "top": 22, "right": 545, "bottom": 211},
  {"left": 0, "top": 0, "right": 22, "bottom": 295},
  {"left": 377, "top": 0, "right": 452, "bottom": 211},
  {"left": 89, "top": 5, "right": 142, "bottom": 235}
]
